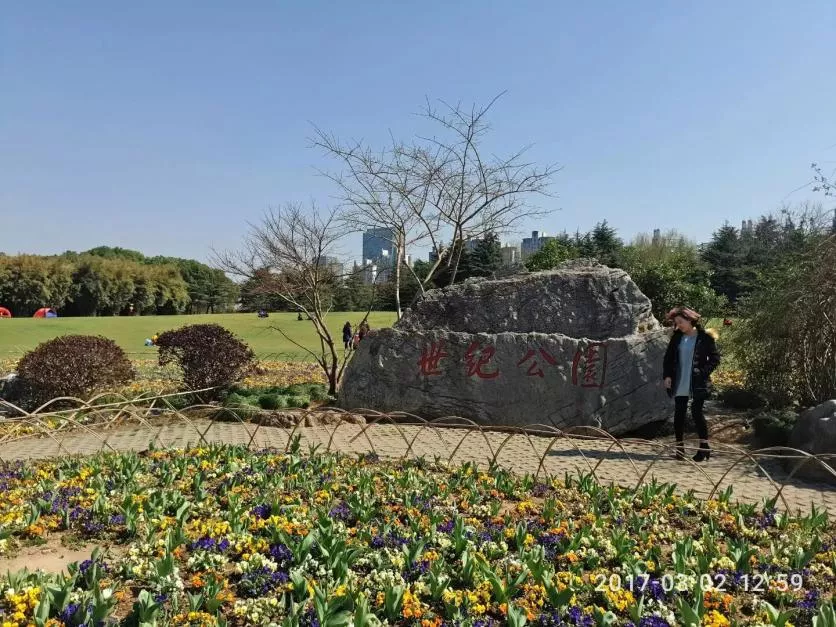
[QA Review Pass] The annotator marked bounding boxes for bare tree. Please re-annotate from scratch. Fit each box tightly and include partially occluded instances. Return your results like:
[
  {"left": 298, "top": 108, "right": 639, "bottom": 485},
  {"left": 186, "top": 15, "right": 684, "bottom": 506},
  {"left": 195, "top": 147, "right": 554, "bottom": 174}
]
[
  {"left": 409, "top": 93, "right": 559, "bottom": 285},
  {"left": 314, "top": 93, "right": 559, "bottom": 311},
  {"left": 213, "top": 203, "right": 351, "bottom": 395},
  {"left": 312, "top": 130, "right": 442, "bottom": 319}
]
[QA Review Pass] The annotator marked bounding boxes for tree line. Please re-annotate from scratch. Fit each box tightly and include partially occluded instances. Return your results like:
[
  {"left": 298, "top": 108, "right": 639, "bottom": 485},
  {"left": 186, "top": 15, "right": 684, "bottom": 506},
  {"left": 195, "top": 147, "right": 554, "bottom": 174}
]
[
  {"left": 522, "top": 202, "right": 833, "bottom": 320},
  {"left": 0, "top": 246, "right": 238, "bottom": 317}
]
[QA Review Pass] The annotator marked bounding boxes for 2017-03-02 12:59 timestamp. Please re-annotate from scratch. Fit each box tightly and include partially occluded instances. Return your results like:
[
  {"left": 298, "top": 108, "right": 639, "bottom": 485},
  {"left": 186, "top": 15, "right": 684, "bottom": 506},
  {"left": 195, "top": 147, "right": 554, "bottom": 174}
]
[{"left": 594, "top": 572, "right": 805, "bottom": 594}]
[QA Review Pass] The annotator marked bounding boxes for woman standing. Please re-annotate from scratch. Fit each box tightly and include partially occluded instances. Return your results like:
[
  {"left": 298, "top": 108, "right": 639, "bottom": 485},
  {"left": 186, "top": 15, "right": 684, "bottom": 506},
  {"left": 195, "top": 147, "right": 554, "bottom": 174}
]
[
  {"left": 662, "top": 307, "right": 721, "bottom": 462},
  {"left": 342, "top": 322, "right": 353, "bottom": 351}
]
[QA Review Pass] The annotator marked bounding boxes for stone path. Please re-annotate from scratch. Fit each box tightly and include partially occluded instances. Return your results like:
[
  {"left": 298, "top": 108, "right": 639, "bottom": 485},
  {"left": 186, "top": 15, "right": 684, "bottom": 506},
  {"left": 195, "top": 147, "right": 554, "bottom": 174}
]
[{"left": 1, "top": 418, "right": 834, "bottom": 514}]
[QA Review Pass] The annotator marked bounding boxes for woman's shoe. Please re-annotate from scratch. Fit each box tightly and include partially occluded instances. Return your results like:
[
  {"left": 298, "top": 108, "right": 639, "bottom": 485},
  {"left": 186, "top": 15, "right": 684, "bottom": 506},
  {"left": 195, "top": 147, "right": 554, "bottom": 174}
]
[
  {"left": 693, "top": 449, "right": 711, "bottom": 462},
  {"left": 672, "top": 446, "right": 686, "bottom": 461}
]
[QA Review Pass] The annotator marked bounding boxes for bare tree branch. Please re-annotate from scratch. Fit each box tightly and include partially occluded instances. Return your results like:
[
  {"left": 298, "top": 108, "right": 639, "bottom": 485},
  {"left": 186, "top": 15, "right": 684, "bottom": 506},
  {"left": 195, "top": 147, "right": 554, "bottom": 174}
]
[
  {"left": 313, "top": 92, "right": 560, "bottom": 300},
  {"left": 212, "top": 202, "right": 359, "bottom": 395}
]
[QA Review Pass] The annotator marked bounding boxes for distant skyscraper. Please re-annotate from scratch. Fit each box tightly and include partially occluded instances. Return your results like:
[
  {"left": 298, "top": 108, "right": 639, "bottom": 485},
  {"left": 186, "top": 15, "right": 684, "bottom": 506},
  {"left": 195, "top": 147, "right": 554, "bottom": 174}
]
[
  {"left": 520, "top": 231, "right": 554, "bottom": 260},
  {"left": 362, "top": 227, "right": 395, "bottom": 266},
  {"left": 500, "top": 245, "right": 520, "bottom": 266},
  {"left": 463, "top": 238, "right": 483, "bottom": 252}
]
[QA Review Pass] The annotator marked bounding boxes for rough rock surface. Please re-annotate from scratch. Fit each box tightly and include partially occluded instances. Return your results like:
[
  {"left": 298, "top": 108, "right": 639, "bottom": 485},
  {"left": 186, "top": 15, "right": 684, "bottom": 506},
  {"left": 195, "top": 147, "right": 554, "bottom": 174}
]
[
  {"left": 787, "top": 400, "right": 836, "bottom": 485},
  {"left": 340, "top": 261, "right": 671, "bottom": 434}
]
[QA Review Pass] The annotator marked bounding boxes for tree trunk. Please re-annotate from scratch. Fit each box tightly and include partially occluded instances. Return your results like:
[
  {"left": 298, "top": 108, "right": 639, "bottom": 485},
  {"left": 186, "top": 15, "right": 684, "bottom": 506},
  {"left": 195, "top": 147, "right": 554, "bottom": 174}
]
[
  {"left": 447, "top": 240, "right": 465, "bottom": 286},
  {"left": 394, "top": 234, "right": 404, "bottom": 320}
]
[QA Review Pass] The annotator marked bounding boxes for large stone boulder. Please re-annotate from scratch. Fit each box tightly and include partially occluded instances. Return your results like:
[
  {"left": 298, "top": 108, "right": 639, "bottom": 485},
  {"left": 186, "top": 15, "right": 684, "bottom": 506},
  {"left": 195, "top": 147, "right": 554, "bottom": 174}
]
[
  {"left": 786, "top": 400, "right": 836, "bottom": 484},
  {"left": 340, "top": 261, "right": 671, "bottom": 434}
]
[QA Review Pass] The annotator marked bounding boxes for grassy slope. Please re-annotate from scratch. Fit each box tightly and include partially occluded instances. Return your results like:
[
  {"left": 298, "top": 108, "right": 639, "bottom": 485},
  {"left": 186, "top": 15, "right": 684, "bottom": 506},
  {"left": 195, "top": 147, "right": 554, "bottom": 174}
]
[{"left": 0, "top": 312, "right": 397, "bottom": 361}]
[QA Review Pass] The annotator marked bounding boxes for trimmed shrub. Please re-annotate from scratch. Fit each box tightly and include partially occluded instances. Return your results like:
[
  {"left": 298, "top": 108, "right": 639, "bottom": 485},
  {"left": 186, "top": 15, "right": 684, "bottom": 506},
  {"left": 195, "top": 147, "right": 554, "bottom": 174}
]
[
  {"left": 156, "top": 324, "right": 254, "bottom": 397},
  {"left": 258, "top": 394, "right": 287, "bottom": 410},
  {"left": 286, "top": 382, "right": 329, "bottom": 402},
  {"left": 286, "top": 394, "right": 311, "bottom": 409},
  {"left": 17, "top": 335, "right": 134, "bottom": 407},
  {"left": 224, "top": 392, "right": 257, "bottom": 408},
  {"left": 717, "top": 388, "right": 765, "bottom": 410},
  {"left": 752, "top": 409, "right": 797, "bottom": 447}
]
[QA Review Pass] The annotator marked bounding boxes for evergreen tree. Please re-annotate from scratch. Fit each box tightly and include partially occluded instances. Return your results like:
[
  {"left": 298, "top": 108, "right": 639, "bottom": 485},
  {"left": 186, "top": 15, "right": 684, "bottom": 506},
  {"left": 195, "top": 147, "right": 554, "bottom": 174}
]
[
  {"left": 701, "top": 224, "right": 744, "bottom": 305},
  {"left": 589, "top": 220, "right": 623, "bottom": 265}
]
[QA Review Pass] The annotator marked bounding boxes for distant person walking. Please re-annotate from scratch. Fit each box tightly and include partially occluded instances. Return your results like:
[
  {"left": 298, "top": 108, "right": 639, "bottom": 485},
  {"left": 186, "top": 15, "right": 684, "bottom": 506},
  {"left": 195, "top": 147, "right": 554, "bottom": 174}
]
[
  {"left": 342, "top": 322, "right": 353, "bottom": 351},
  {"left": 663, "top": 307, "right": 720, "bottom": 462},
  {"left": 358, "top": 320, "right": 370, "bottom": 342}
]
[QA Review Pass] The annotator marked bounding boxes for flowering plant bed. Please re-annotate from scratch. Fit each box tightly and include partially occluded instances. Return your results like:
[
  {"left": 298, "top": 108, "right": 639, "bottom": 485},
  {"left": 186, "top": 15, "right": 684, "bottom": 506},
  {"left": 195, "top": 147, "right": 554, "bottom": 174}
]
[{"left": 0, "top": 441, "right": 834, "bottom": 626}]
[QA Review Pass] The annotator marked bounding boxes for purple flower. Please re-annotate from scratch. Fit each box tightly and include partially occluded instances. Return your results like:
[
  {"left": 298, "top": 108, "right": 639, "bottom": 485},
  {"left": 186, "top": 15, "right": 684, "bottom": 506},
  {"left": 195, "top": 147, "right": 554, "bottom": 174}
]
[
  {"left": 59, "top": 603, "right": 80, "bottom": 623},
  {"left": 637, "top": 578, "right": 666, "bottom": 601},
  {"left": 79, "top": 558, "right": 108, "bottom": 575},
  {"left": 798, "top": 589, "right": 818, "bottom": 611},
  {"left": 269, "top": 542, "right": 292, "bottom": 564},
  {"left": 237, "top": 566, "right": 289, "bottom": 598},
  {"left": 536, "top": 610, "right": 564, "bottom": 626},
  {"left": 639, "top": 618, "right": 671, "bottom": 627},
  {"left": 190, "top": 536, "right": 229, "bottom": 553},
  {"left": 532, "top": 482, "right": 551, "bottom": 497},
  {"left": 568, "top": 606, "right": 585, "bottom": 624},
  {"left": 301, "top": 606, "right": 321, "bottom": 627},
  {"left": 437, "top": 520, "right": 454, "bottom": 534},
  {"left": 328, "top": 502, "right": 352, "bottom": 522},
  {"left": 755, "top": 508, "right": 777, "bottom": 529},
  {"left": 250, "top": 504, "right": 271, "bottom": 519}
]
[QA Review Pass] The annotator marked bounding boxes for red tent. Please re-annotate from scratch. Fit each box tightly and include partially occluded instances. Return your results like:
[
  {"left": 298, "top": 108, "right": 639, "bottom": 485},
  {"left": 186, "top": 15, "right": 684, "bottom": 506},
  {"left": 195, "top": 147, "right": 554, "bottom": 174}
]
[
  {"left": 0, "top": 307, "right": 11, "bottom": 318},
  {"left": 33, "top": 308, "right": 57, "bottom": 318}
]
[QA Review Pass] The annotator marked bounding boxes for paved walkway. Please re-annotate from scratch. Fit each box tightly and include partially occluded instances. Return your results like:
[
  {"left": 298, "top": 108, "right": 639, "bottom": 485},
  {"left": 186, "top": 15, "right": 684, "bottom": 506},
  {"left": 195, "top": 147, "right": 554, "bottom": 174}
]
[{"left": 1, "top": 418, "right": 834, "bottom": 514}]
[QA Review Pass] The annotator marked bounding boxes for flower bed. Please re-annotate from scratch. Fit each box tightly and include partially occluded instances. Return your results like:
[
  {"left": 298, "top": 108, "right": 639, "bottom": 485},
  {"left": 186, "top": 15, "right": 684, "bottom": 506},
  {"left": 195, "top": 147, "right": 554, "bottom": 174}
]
[{"left": 0, "top": 444, "right": 834, "bottom": 626}]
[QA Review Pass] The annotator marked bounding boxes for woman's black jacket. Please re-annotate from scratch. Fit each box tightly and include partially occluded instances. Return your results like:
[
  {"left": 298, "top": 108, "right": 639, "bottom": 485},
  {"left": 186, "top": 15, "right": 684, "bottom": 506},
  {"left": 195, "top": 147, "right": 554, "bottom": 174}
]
[{"left": 662, "top": 329, "right": 721, "bottom": 400}]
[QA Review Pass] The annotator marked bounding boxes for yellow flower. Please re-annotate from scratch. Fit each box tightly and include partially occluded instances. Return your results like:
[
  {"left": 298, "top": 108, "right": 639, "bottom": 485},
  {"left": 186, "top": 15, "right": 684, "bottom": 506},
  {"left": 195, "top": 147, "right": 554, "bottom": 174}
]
[
  {"left": 604, "top": 588, "right": 635, "bottom": 613},
  {"left": 703, "top": 610, "right": 730, "bottom": 627}
]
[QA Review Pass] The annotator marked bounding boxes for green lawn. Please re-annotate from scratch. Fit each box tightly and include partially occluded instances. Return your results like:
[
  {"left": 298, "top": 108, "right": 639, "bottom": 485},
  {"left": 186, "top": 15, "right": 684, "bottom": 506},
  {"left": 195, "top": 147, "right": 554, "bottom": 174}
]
[{"left": 0, "top": 312, "right": 397, "bottom": 361}]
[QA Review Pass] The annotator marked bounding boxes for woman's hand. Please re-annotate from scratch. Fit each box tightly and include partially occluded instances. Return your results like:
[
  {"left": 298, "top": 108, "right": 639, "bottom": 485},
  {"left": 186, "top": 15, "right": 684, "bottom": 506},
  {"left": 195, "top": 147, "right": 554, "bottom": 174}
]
[{"left": 664, "top": 377, "right": 672, "bottom": 389}]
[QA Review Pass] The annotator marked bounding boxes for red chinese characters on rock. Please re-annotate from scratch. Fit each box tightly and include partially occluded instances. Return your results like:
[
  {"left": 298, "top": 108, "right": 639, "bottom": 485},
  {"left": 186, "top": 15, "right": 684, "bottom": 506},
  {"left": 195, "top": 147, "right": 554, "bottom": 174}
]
[
  {"left": 516, "top": 347, "right": 558, "bottom": 377},
  {"left": 464, "top": 341, "right": 500, "bottom": 379},
  {"left": 417, "top": 341, "right": 448, "bottom": 376},
  {"left": 572, "top": 342, "right": 608, "bottom": 388}
]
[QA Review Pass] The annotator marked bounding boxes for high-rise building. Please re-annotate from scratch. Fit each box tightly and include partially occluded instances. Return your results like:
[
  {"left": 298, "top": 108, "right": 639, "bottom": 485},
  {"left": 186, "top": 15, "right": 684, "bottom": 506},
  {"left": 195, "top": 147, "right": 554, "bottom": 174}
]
[
  {"left": 316, "top": 255, "right": 343, "bottom": 278},
  {"left": 652, "top": 229, "right": 662, "bottom": 246},
  {"left": 500, "top": 245, "right": 520, "bottom": 266},
  {"left": 463, "top": 238, "right": 483, "bottom": 252},
  {"left": 520, "top": 231, "right": 555, "bottom": 260},
  {"left": 740, "top": 220, "right": 754, "bottom": 236},
  {"left": 362, "top": 228, "right": 395, "bottom": 266}
]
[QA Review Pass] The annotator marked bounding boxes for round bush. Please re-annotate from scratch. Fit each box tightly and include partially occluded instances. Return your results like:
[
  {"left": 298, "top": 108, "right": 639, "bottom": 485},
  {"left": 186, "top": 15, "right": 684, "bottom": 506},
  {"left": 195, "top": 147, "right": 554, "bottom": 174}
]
[
  {"left": 258, "top": 393, "right": 287, "bottom": 410},
  {"left": 307, "top": 384, "right": 330, "bottom": 402},
  {"left": 17, "top": 335, "right": 134, "bottom": 407},
  {"left": 286, "top": 394, "right": 311, "bottom": 409},
  {"left": 224, "top": 392, "right": 254, "bottom": 408},
  {"left": 752, "top": 410, "right": 797, "bottom": 447},
  {"left": 155, "top": 324, "right": 254, "bottom": 397}
]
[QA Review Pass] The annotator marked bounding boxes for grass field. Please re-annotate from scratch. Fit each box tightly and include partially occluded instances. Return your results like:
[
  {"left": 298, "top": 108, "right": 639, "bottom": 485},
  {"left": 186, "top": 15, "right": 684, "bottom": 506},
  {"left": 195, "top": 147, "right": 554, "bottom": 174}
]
[{"left": 0, "top": 312, "right": 397, "bottom": 361}]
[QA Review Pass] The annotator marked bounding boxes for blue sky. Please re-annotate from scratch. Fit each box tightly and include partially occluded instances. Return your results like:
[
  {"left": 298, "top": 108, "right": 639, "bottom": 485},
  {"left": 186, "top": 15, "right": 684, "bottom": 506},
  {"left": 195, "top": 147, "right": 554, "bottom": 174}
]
[{"left": 2, "top": 1, "right": 835, "bottom": 264}]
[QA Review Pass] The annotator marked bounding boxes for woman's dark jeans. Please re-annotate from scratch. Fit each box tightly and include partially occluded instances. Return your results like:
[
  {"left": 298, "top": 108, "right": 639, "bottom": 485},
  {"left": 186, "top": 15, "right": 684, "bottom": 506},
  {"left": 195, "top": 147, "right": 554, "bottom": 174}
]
[{"left": 674, "top": 396, "right": 709, "bottom": 451}]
